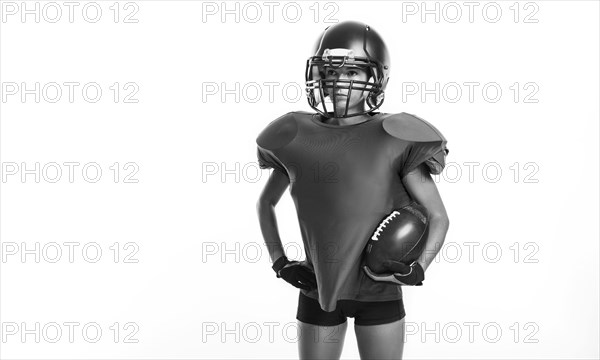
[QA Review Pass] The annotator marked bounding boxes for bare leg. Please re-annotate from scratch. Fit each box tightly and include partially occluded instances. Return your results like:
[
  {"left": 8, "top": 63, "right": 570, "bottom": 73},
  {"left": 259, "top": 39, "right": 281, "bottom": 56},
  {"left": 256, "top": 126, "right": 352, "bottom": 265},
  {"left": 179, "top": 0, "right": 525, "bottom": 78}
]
[
  {"left": 354, "top": 318, "right": 405, "bottom": 360},
  {"left": 297, "top": 320, "right": 348, "bottom": 360}
]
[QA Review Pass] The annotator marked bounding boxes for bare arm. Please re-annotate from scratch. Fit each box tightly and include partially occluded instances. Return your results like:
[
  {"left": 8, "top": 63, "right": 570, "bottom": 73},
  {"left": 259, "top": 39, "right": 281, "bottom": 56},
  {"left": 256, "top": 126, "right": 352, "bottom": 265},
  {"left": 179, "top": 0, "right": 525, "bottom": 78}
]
[
  {"left": 256, "top": 169, "right": 290, "bottom": 264},
  {"left": 402, "top": 163, "right": 450, "bottom": 272}
]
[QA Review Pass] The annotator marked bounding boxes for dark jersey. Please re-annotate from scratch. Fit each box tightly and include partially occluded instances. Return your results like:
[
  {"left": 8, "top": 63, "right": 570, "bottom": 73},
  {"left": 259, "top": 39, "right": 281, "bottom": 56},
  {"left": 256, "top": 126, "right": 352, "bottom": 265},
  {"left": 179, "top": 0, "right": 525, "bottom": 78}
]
[{"left": 256, "top": 111, "right": 449, "bottom": 312}]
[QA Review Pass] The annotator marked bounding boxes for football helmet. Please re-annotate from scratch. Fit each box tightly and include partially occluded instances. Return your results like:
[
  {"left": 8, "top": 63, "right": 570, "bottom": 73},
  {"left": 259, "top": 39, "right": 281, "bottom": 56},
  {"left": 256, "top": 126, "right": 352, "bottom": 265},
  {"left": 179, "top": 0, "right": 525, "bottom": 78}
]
[{"left": 305, "top": 21, "right": 391, "bottom": 118}]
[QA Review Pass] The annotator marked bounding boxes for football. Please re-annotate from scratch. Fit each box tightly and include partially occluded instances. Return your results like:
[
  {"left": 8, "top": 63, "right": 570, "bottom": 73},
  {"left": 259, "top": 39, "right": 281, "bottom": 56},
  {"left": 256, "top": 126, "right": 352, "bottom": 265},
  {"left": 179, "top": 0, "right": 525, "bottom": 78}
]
[{"left": 364, "top": 202, "right": 430, "bottom": 274}]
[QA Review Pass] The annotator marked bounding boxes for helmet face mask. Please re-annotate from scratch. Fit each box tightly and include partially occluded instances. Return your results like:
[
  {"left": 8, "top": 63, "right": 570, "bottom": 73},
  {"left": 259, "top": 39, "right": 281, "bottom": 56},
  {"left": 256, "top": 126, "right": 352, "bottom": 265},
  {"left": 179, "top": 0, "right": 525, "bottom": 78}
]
[{"left": 305, "top": 22, "right": 390, "bottom": 119}]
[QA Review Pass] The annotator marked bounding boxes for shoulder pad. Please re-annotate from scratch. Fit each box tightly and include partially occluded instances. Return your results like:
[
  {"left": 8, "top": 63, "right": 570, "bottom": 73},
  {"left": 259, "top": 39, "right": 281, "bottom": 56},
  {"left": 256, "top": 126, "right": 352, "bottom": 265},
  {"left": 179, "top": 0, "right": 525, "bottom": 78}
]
[
  {"left": 291, "top": 110, "right": 314, "bottom": 116},
  {"left": 382, "top": 112, "right": 446, "bottom": 143},
  {"left": 256, "top": 112, "right": 299, "bottom": 150}
]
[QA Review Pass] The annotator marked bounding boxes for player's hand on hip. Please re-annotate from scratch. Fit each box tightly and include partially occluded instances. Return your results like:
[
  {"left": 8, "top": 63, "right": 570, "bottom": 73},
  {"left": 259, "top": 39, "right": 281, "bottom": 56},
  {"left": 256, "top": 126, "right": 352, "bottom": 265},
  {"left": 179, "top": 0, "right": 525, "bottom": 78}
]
[
  {"left": 272, "top": 255, "right": 317, "bottom": 291},
  {"left": 363, "top": 260, "right": 425, "bottom": 286}
]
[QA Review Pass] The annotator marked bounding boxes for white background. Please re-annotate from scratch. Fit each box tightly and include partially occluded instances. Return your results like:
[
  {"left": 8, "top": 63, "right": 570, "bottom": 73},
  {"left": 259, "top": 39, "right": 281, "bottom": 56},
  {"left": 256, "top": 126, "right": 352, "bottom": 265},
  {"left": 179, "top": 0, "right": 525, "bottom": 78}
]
[{"left": 0, "top": 1, "right": 598, "bottom": 359}]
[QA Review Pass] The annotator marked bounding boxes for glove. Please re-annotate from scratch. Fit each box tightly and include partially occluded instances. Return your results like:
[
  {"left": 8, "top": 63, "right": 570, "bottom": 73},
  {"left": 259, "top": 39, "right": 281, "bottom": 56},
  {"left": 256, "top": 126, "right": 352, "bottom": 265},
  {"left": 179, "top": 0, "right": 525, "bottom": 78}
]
[
  {"left": 272, "top": 255, "right": 317, "bottom": 291},
  {"left": 363, "top": 260, "right": 425, "bottom": 286}
]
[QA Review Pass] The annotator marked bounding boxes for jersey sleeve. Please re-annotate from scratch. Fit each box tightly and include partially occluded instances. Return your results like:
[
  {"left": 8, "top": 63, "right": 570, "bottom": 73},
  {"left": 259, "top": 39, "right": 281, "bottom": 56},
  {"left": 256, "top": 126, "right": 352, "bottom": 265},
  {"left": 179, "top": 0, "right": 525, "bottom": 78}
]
[
  {"left": 400, "top": 140, "right": 449, "bottom": 179},
  {"left": 256, "top": 146, "right": 288, "bottom": 176},
  {"left": 382, "top": 112, "right": 450, "bottom": 179},
  {"left": 255, "top": 112, "right": 298, "bottom": 177}
]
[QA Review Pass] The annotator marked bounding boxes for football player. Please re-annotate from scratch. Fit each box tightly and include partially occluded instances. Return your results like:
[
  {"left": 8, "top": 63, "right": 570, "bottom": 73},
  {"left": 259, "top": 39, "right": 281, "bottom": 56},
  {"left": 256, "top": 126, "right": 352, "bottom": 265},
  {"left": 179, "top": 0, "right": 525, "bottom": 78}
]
[{"left": 256, "top": 21, "right": 450, "bottom": 359}]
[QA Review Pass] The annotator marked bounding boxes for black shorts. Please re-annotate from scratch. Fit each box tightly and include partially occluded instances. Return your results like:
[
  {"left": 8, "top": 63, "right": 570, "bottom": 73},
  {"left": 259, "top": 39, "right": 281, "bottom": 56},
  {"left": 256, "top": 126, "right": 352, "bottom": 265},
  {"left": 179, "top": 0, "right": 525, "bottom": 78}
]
[{"left": 296, "top": 292, "right": 405, "bottom": 327}]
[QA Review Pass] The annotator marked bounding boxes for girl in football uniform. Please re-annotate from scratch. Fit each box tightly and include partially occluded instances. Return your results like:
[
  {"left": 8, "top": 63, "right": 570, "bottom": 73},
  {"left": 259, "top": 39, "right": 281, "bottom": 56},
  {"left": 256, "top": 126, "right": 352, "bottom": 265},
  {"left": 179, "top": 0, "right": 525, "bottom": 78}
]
[{"left": 256, "top": 21, "right": 450, "bottom": 359}]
